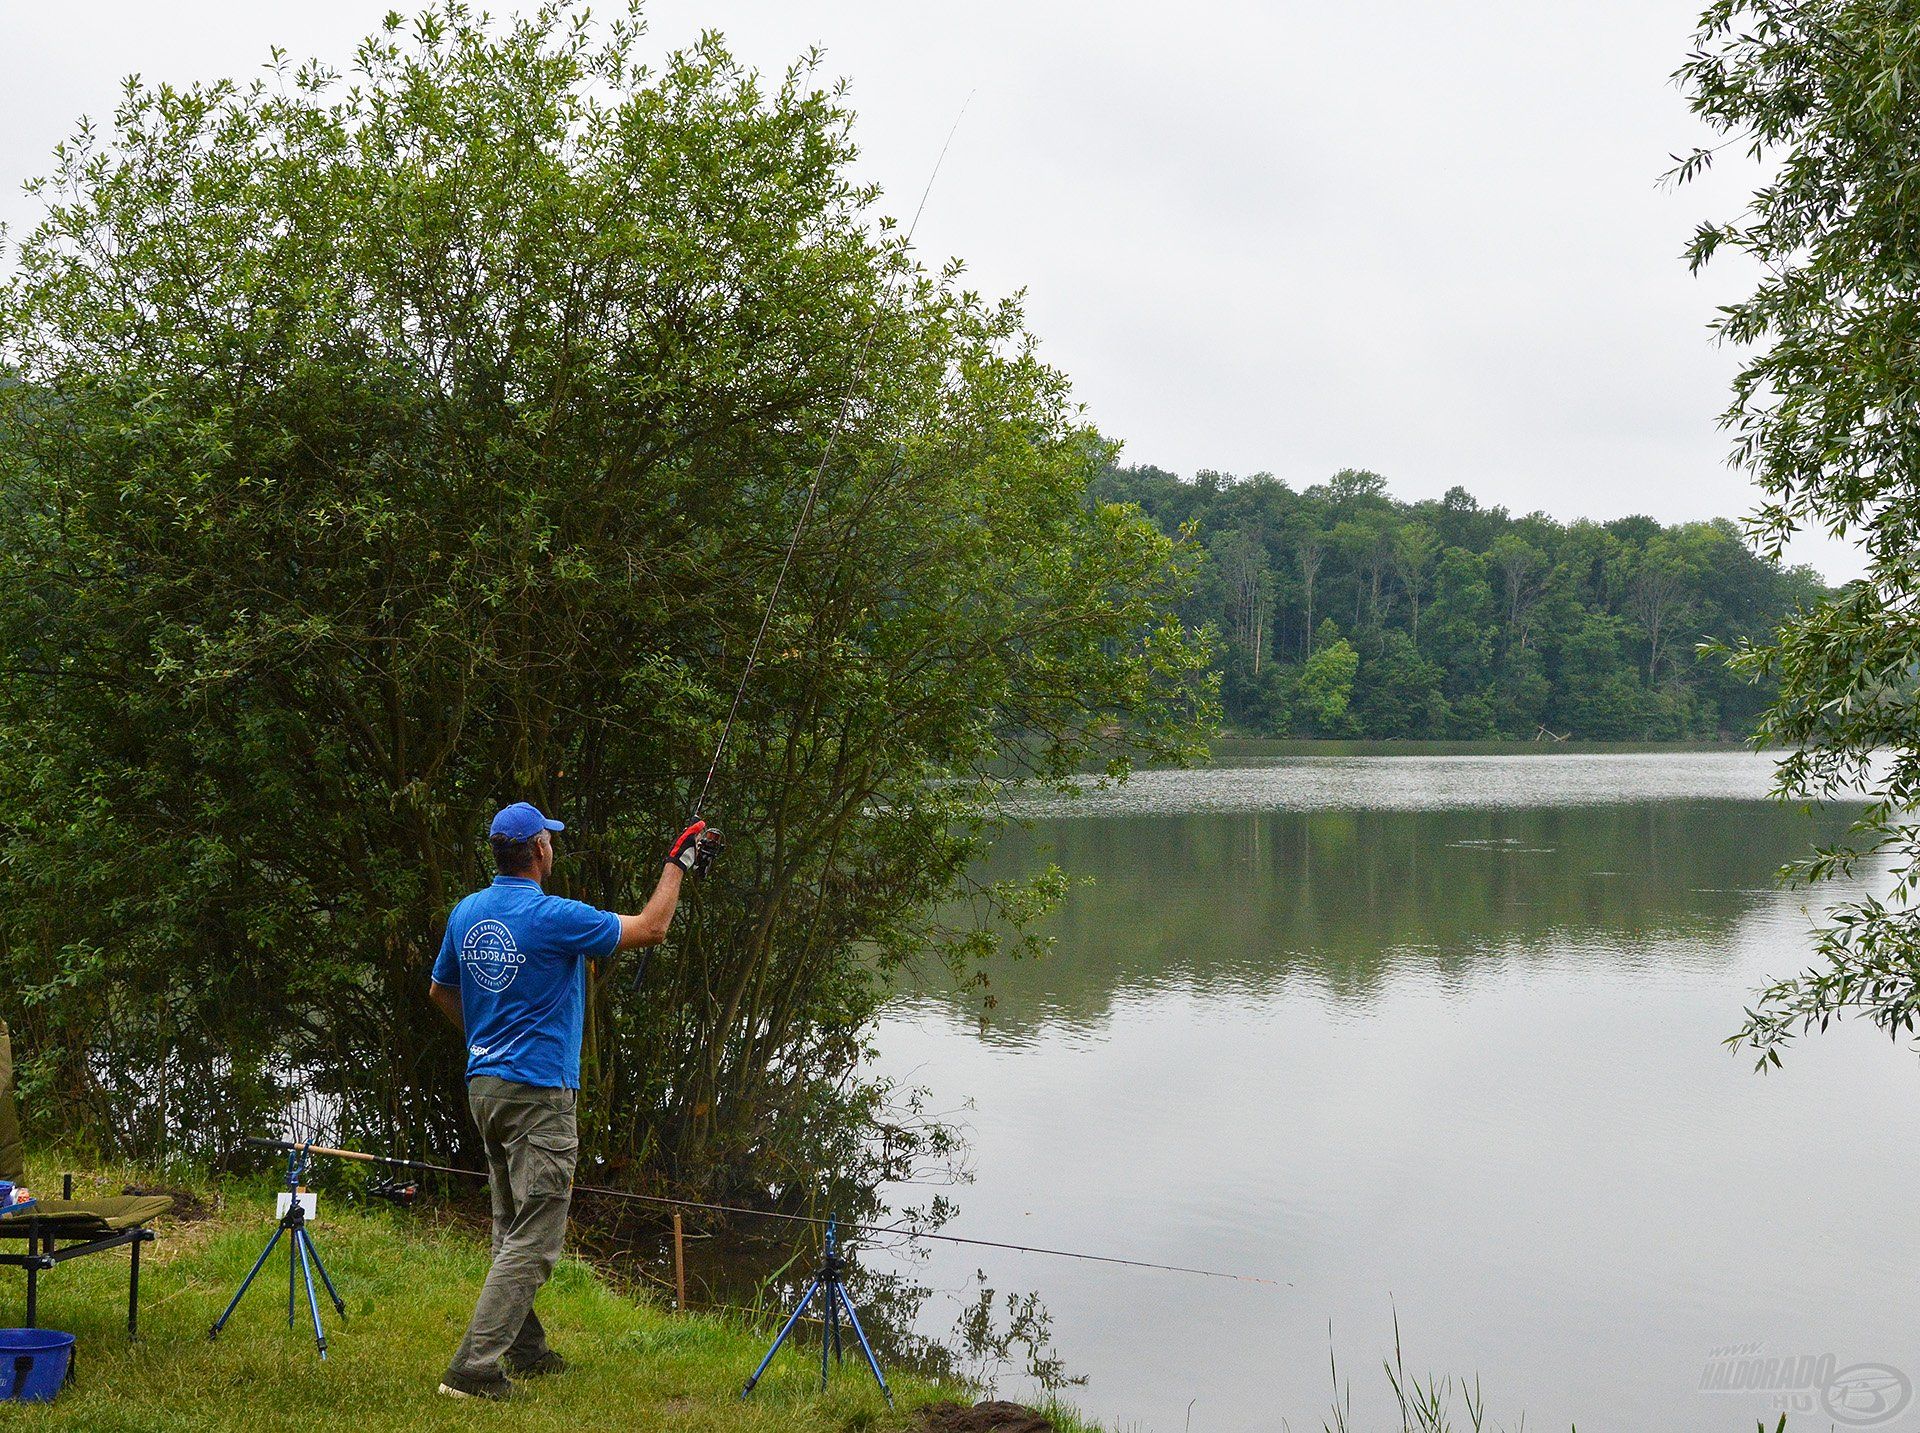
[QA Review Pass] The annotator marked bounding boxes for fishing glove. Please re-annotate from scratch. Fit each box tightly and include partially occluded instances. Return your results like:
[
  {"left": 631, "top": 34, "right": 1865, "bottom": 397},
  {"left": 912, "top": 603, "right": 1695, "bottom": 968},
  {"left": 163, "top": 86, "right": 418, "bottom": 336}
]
[
  {"left": 666, "top": 822, "right": 723, "bottom": 877},
  {"left": 666, "top": 820, "right": 707, "bottom": 874}
]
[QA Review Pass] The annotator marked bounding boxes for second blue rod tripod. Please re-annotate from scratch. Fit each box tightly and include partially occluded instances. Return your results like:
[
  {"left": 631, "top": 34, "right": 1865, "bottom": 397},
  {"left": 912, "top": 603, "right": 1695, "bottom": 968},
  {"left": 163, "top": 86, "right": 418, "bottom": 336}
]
[{"left": 740, "top": 1217, "right": 892, "bottom": 1406}]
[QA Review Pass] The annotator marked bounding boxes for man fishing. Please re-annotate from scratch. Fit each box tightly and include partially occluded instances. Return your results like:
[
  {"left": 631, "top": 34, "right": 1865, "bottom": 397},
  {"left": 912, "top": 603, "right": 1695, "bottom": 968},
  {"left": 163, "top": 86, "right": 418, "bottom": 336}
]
[{"left": 428, "top": 801, "right": 720, "bottom": 1401}]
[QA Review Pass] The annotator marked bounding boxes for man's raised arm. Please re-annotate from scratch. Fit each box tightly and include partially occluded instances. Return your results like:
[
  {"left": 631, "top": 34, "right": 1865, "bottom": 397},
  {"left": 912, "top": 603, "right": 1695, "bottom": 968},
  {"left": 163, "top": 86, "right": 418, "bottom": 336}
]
[
  {"left": 614, "top": 821, "right": 721, "bottom": 951},
  {"left": 616, "top": 864, "right": 683, "bottom": 949}
]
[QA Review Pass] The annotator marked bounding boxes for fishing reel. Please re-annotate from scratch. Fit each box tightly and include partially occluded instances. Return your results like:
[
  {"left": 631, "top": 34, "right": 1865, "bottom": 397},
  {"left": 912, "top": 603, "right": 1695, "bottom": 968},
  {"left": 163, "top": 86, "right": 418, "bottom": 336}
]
[
  {"left": 366, "top": 1177, "right": 419, "bottom": 1208},
  {"left": 690, "top": 826, "right": 725, "bottom": 878}
]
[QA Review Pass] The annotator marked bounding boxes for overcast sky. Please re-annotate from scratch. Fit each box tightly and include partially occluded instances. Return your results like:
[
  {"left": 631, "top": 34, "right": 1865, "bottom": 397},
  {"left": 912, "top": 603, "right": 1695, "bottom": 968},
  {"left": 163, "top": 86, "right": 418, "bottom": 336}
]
[{"left": 1, "top": 1, "right": 1865, "bottom": 580}]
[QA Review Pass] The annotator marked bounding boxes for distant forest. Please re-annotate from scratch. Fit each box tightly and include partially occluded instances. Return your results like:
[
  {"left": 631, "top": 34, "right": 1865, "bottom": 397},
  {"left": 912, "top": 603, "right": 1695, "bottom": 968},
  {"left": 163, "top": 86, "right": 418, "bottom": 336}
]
[{"left": 1095, "top": 464, "right": 1829, "bottom": 741}]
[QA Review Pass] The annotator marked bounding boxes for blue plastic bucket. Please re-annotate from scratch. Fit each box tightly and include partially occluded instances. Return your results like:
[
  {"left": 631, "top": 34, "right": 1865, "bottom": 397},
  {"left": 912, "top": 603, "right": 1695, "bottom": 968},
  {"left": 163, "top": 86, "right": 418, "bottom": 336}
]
[{"left": 0, "top": 1329, "right": 74, "bottom": 1401}]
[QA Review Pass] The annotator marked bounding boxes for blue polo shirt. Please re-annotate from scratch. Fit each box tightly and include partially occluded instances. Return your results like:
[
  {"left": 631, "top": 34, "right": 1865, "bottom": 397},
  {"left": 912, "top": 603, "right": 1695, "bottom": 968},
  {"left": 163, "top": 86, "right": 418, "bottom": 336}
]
[{"left": 431, "top": 876, "right": 622, "bottom": 1089}]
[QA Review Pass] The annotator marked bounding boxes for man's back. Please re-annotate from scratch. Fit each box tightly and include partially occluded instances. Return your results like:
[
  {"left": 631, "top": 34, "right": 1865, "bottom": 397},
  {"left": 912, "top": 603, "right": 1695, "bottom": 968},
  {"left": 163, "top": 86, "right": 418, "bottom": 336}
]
[{"left": 432, "top": 876, "right": 619, "bottom": 1090}]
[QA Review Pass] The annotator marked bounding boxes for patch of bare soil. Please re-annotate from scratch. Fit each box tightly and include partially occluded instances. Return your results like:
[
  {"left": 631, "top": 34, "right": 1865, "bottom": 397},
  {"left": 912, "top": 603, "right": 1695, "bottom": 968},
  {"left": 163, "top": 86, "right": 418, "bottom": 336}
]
[
  {"left": 909, "top": 1401, "right": 1054, "bottom": 1433},
  {"left": 124, "top": 1184, "right": 212, "bottom": 1222}
]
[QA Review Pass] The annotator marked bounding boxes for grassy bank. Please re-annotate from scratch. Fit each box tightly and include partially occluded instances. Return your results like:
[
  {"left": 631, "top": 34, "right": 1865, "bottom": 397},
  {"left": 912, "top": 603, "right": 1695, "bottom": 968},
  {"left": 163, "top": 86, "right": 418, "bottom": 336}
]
[{"left": 0, "top": 1157, "right": 1093, "bottom": 1432}]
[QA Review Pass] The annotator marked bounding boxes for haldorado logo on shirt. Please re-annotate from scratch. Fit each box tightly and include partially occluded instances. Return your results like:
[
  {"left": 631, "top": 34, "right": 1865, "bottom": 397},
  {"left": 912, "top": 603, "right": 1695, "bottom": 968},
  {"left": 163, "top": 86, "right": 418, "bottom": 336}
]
[{"left": 461, "top": 918, "right": 526, "bottom": 993}]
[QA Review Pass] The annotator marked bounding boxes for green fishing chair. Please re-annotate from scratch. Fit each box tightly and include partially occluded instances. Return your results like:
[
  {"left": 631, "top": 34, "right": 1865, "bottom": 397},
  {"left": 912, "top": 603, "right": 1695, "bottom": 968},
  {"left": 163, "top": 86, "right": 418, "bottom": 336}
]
[{"left": 0, "top": 1022, "right": 172, "bottom": 1335}]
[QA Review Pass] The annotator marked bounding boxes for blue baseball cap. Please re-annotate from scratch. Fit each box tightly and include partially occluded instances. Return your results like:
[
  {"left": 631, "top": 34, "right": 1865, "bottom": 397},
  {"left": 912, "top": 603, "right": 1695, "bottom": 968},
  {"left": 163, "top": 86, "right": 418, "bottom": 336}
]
[{"left": 489, "top": 802, "right": 565, "bottom": 841}]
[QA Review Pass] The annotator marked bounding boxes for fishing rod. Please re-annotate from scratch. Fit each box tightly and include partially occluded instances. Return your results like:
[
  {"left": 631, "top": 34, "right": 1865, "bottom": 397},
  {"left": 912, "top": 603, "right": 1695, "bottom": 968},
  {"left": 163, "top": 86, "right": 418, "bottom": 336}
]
[
  {"left": 685, "top": 97, "right": 973, "bottom": 826},
  {"left": 630, "top": 102, "right": 972, "bottom": 993},
  {"left": 239, "top": 1137, "right": 1287, "bottom": 1287}
]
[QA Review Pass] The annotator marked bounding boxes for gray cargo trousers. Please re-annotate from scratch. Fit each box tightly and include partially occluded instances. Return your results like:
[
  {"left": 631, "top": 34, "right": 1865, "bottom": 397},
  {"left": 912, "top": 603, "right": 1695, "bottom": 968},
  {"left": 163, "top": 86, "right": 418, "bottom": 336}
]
[{"left": 447, "top": 1076, "right": 577, "bottom": 1380}]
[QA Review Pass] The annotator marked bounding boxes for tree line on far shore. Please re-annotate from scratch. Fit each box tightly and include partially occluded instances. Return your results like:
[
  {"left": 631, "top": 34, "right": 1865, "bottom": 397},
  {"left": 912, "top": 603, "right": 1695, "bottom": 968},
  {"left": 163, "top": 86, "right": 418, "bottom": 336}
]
[{"left": 1097, "top": 462, "right": 1828, "bottom": 741}]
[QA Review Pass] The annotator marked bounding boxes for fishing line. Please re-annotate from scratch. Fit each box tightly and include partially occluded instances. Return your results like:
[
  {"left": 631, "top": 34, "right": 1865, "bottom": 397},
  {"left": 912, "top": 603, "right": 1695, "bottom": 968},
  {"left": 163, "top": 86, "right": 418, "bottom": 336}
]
[
  {"left": 240, "top": 1138, "right": 1287, "bottom": 1287},
  {"left": 688, "top": 94, "right": 974, "bottom": 823}
]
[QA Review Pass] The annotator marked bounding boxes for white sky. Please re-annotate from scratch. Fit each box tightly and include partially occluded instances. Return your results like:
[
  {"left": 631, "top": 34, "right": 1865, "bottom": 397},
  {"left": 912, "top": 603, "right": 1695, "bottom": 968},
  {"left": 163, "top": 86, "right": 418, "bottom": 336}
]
[{"left": 1, "top": 1, "right": 1867, "bottom": 581}]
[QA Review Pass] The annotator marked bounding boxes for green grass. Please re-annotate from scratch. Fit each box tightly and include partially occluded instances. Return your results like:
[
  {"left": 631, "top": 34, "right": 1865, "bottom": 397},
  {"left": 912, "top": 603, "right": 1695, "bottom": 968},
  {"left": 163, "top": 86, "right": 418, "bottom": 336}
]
[{"left": 0, "top": 1158, "right": 1098, "bottom": 1432}]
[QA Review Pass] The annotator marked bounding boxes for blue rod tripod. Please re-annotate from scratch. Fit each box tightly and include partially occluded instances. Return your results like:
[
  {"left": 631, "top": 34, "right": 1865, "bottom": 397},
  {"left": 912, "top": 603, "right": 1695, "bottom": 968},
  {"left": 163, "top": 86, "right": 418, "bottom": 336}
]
[
  {"left": 208, "top": 1144, "right": 347, "bottom": 1357},
  {"left": 740, "top": 1217, "right": 892, "bottom": 1406}
]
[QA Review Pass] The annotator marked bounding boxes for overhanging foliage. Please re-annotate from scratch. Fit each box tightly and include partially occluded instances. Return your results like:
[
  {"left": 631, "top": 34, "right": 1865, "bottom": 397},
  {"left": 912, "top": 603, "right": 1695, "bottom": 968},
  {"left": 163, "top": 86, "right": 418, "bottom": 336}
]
[{"left": 1677, "top": 0, "right": 1920, "bottom": 1065}]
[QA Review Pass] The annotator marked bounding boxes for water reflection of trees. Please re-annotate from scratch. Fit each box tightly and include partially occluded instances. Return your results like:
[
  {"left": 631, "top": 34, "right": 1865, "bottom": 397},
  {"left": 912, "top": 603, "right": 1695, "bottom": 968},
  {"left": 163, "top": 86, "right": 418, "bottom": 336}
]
[{"left": 919, "top": 801, "right": 1860, "bottom": 1035}]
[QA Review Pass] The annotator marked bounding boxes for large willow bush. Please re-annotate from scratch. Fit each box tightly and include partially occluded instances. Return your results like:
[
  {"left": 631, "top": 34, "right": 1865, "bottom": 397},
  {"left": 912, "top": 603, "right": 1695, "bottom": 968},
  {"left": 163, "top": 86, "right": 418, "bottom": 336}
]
[{"left": 0, "top": 4, "right": 1212, "bottom": 1193}]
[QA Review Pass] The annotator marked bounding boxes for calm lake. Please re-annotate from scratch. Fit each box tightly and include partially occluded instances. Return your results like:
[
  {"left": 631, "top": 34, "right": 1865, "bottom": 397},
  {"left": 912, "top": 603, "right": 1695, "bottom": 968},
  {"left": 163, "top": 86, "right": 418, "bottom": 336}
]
[{"left": 870, "top": 747, "right": 1917, "bottom": 1432}]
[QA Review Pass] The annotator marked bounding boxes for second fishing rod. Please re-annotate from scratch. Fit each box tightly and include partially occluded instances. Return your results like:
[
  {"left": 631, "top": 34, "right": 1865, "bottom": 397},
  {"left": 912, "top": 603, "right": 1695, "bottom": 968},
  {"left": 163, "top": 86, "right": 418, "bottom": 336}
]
[{"left": 237, "top": 1137, "right": 1287, "bottom": 1286}]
